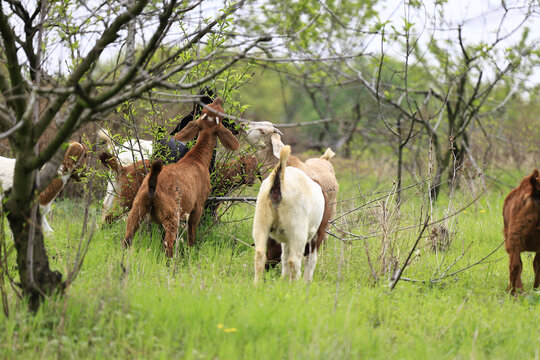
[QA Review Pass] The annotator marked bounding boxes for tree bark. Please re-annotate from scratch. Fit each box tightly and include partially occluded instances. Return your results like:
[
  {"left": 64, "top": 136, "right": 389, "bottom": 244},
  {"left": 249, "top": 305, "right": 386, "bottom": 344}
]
[{"left": 5, "top": 169, "right": 62, "bottom": 311}]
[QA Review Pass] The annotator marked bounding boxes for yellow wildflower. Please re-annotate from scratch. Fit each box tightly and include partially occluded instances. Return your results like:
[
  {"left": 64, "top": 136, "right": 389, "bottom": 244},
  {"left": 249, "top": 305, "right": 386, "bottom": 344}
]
[
  {"left": 224, "top": 328, "right": 237, "bottom": 333},
  {"left": 217, "top": 324, "right": 224, "bottom": 329},
  {"left": 480, "top": 210, "right": 486, "bottom": 213}
]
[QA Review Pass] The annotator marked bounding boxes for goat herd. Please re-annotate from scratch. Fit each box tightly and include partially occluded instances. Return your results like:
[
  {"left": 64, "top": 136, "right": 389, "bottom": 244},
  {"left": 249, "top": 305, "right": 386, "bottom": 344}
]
[{"left": 0, "top": 93, "right": 539, "bottom": 293}]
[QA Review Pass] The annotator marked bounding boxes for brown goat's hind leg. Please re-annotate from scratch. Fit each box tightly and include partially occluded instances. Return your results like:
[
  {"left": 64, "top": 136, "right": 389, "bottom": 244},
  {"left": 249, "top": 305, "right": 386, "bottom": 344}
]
[
  {"left": 187, "top": 207, "right": 203, "bottom": 246},
  {"left": 533, "top": 252, "right": 540, "bottom": 289},
  {"left": 123, "top": 196, "right": 150, "bottom": 248},
  {"left": 508, "top": 250, "right": 523, "bottom": 295}
]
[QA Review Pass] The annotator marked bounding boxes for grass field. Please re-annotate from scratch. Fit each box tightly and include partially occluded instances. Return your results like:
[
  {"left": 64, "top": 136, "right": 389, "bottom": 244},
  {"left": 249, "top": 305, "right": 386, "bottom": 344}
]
[{"left": 1, "top": 159, "right": 539, "bottom": 359}]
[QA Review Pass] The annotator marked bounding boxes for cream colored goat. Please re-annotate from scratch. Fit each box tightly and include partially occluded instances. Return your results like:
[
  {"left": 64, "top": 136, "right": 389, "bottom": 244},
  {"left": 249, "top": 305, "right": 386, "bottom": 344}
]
[
  {"left": 240, "top": 120, "right": 338, "bottom": 216},
  {"left": 241, "top": 121, "right": 339, "bottom": 268},
  {"left": 253, "top": 145, "right": 329, "bottom": 283}
]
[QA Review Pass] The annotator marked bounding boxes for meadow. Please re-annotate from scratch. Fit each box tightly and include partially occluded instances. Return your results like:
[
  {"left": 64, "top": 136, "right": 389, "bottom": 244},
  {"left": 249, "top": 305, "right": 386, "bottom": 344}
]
[{"left": 1, "top": 158, "right": 539, "bottom": 360}]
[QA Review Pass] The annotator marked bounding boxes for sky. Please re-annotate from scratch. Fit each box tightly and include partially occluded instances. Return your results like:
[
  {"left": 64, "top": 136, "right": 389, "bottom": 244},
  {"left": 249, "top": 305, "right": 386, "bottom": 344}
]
[
  {"left": 7, "top": 0, "right": 540, "bottom": 87},
  {"left": 374, "top": 0, "right": 540, "bottom": 86}
]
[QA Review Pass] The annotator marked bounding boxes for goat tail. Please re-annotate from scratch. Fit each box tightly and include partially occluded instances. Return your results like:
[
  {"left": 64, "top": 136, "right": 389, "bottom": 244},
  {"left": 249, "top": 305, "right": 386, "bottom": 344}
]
[
  {"left": 269, "top": 145, "right": 291, "bottom": 206},
  {"left": 320, "top": 148, "right": 335, "bottom": 161},
  {"left": 148, "top": 159, "right": 163, "bottom": 200}
]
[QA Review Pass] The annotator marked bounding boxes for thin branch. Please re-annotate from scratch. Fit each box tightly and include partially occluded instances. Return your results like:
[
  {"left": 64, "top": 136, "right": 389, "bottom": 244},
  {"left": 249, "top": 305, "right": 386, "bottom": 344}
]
[
  {"left": 0, "top": 2, "right": 27, "bottom": 118},
  {"left": 34, "top": 0, "right": 151, "bottom": 138},
  {"left": 0, "top": 120, "right": 23, "bottom": 139},
  {"left": 389, "top": 214, "right": 430, "bottom": 290},
  {"left": 207, "top": 196, "right": 256, "bottom": 203}
]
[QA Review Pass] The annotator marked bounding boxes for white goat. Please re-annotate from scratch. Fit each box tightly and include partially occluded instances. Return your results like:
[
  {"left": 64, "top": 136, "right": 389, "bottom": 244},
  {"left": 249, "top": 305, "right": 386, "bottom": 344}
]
[
  {"left": 253, "top": 145, "right": 329, "bottom": 283},
  {"left": 240, "top": 121, "right": 284, "bottom": 175},
  {"left": 241, "top": 121, "right": 339, "bottom": 268},
  {"left": 0, "top": 141, "right": 88, "bottom": 234},
  {"left": 240, "top": 120, "right": 338, "bottom": 214},
  {"left": 98, "top": 129, "right": 153, "bottom": 222}
]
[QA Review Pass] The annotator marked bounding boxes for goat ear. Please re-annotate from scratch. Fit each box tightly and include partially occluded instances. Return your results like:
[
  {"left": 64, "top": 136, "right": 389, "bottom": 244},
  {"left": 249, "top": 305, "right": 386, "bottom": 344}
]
[
  {"left": 270, "top": 133, "right": 284, "bottom": 158},
  {"left": 530, "top": 169, "right": 539, "bottom": 187},
  {"left": 174, "top": 121, "right": 201, "bottom": 142},
  {"left": 216, "top": 126, "right": 239, "bottom": 151}
]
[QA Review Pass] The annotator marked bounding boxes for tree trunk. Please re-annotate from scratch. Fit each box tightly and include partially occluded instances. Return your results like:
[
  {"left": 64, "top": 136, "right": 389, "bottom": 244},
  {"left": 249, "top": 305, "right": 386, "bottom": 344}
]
[
  {"left": 344, "top": 103, "right": 361, "bottom": 158},
  {"left": 6, "top": 165, "right": 63, "bottom": 311},
  {"left": 430, "top": 150, "right": 452, "bottom": 201}
]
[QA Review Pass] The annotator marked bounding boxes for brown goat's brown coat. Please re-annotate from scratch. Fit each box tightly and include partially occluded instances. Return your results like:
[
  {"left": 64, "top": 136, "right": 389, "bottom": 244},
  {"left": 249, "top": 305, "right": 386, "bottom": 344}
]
[
  {"left": 39, "top": 141, "right": 88, "bottom": 205},
  {"left": 123, "top": 98, "right": 239, "bottom": 257},
  {"left": 212, "top": 155, "right": 259, "bottom": 196},
  {"left": 61, "top": 141, "right": 89, "bottom": 181},
  {"left": 99, "top": 151, "right": 151, "bottom": 223},
  {"left": 503, "top": 169, "right": 540, "bottom": 294}
]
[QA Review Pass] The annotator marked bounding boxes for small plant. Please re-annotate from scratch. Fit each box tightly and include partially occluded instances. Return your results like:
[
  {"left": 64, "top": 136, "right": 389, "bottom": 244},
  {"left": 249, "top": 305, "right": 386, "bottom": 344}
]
[{"left": 428, "top": 224, "right": 451, "bottom": 252}]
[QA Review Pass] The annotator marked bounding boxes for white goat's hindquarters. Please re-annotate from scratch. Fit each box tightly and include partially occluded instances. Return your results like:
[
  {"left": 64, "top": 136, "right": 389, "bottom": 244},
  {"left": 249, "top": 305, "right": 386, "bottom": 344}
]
[{"left": 252, "top": 166, "right": 325, "bottom": 282}]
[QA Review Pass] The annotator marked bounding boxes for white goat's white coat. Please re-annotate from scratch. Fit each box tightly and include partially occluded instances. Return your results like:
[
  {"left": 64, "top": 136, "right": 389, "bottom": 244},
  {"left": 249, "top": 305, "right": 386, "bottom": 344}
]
[
  {"left": 253, "top": 146, "right": 325, "bottom": 283},
  {"left": 0, "top": 156, "right": 71, "bottom": 234},
  {"left": 0, "top": 156, "right": 15, "bottom": 191},
  {"left": 241, "top": 120, "right": 339, "bottom": 219}
]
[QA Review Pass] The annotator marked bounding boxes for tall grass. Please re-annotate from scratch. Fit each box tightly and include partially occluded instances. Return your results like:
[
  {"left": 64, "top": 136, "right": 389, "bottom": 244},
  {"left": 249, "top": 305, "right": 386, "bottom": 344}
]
[{"left": 1, "top": 162, "right": 539, "bottom": 359}]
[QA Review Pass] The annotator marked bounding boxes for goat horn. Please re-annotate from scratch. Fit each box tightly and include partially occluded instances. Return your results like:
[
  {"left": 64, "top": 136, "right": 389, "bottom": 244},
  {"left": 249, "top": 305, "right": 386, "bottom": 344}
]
[{"left": 274, "top": 128, "right": 283, "bottom": 136}]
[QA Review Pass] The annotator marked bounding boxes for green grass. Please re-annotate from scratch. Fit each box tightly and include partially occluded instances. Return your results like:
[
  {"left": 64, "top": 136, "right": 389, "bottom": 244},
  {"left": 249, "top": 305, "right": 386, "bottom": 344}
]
[{"left": 1, "top": 163, "right": 539, "bottom": 359}]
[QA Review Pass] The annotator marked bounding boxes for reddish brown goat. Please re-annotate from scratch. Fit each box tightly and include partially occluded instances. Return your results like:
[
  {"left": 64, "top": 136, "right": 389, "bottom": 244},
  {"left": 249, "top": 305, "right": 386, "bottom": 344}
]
[
  {"left": 123, "top": 97, "right": 239, "bottom": 257},
  {"left": 205, "top": 154, "right": 260, "bottom": 219},
  {"left": 99, "top": 151, "right": 151, "bottom": 224},
  {"left": 503, "top": 169, "right": 540, "bottom": 294},
  {"left": 212, "top": 154, "right": 260, "bottom": 196},
  {"left": 39, "top": 140, "right": 88, "bottom": 233}
]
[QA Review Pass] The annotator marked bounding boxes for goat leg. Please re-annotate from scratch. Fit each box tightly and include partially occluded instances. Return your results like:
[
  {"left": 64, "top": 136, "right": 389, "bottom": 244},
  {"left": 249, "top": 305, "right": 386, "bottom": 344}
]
[
  {"left": 253, "top": 227, "right": 269, "bottom": 284},
  {"left": 507, "top": 249, "right": 523, "bottom": 295},
  {"left": 187, "top": 206, "right": 203, "bottom": 246},
  {"left": 534, "top": 252, "right": 540, "bottom": 289}
]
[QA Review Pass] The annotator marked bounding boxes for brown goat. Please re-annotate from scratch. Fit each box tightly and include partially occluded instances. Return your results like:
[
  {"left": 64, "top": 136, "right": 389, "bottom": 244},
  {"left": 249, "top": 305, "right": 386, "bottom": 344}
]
[
  {"left": 38, "top": 140, "right": 88, "bottom": 233},
  {"left": 123, "top": 97, "right": 239, "bottom": 257},
  {"left": 212, "top": 154, "right": 260, "bottom": 196},
  {"left": 205, "top": 154, "right": 260, "bottom": 219},
  {"left": 59, "top": 141, "right": 89, "bottom": 181},
  {"left": 503, "top": 169, "right": 540, "bottom": 294},
  {"left": 99, "top": 151, "right": 151, "bottom": 224}
]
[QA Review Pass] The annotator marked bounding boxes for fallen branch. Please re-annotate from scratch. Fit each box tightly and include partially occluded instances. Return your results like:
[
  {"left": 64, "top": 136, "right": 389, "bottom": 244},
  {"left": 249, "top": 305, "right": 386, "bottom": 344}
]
[{"left": 207, "top": 196, "right": 257, "bottom": 203}]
